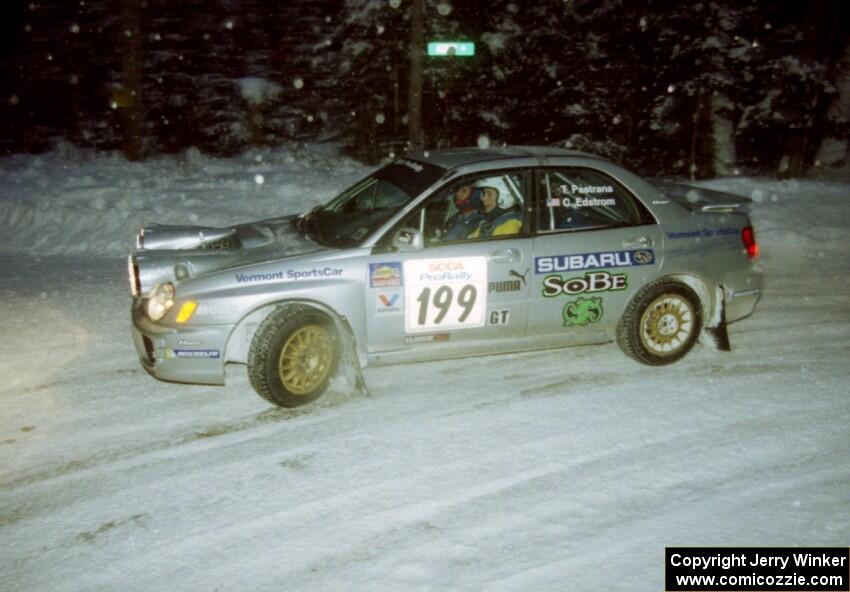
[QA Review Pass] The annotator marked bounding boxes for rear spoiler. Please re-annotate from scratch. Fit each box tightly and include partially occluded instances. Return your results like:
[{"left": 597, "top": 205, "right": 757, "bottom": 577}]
[{"left": 649, "top": 180, "right": 752, "bottom": 213}]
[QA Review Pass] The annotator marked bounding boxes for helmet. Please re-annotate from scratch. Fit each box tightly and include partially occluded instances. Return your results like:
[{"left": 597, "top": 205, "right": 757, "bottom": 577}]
[
  {"left": 455, "top": 186, "right": 482, "bottom": 213},
  {"left": 475, "top": 176, "right": 518, "bottom": 209}
]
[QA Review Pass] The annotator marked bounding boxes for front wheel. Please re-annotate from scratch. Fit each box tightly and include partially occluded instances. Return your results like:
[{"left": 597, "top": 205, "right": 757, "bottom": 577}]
[
  {"left": 616, "top": 280, "right": 702, "bottom": 365},
  {"left": 248, "top": 305, "right": 340, "bottom": 407}
]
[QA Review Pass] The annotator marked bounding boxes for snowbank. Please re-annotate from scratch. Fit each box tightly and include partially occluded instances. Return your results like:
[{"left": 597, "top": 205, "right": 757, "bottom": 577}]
[
  {"left": 1, "top": 145, "right": 849, "bottom": 265},
  {"left": 0, "top": 143, "right": 369, "bottom": 256},
  {"left": 0, "top": 151, "right": 848, "bottom": 591},
  {"left": 698, "top": 177, "right": 850, "bottom": 272}
]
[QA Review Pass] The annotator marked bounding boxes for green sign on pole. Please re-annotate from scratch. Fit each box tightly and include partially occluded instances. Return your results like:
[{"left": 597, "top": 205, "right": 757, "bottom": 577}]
[{"left": 427, "top": 41, "right": 475, "bottom": 57}]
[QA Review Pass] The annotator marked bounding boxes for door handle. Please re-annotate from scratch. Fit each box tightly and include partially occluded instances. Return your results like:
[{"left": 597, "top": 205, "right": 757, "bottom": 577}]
[
  {"left": 489, "top": 248, "right": 521, "bottom": 263},
  {"left": 622, "top": 236, "right": 653, "bottom": 249}
]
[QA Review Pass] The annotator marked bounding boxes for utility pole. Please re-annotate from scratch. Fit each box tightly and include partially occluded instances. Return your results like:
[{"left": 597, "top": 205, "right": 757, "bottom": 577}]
[
  {"left": 408, "top": 0, "right": 425, "bottom": 151},
  {"left": 120, "top": 0, "right": 144, "bottom": 160}
]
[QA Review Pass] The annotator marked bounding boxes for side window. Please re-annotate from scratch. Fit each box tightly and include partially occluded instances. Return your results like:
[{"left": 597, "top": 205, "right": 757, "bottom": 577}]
[
  {"left": 398, "top": 171, "right": 527, "bottom": 246},
  {"left": 537, "top": 168, "right": 644, "bottom": 232}
]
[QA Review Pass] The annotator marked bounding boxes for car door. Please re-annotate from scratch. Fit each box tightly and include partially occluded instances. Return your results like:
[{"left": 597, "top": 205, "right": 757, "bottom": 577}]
[
  {"left": 527, "top": 166, "right": 663, "bottom": 346},
  {"left": 365, "top": 170, "right": 533, "bottom": 364}
]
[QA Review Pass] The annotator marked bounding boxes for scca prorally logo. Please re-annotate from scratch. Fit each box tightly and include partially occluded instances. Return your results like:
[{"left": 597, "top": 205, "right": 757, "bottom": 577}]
[
  {"left": 417, "top": 259, "right": 473, "bottom": 282},
  {"left": 428, "top": 261, "right": 464, "bottom": 272}
]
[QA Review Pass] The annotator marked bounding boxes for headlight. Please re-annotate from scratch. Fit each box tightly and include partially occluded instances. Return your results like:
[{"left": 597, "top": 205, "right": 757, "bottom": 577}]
[{"left": 145, "top": 282, "right": 175, "bottom": 321}]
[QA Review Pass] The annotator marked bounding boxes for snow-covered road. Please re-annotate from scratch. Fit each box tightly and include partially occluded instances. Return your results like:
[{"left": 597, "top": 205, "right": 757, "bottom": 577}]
[{"left": 1, "top": 150, "right": 849, "bottom": 590}]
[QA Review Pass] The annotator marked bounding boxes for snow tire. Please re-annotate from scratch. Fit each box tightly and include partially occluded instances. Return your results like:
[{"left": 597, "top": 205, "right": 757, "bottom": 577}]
[
  {"left": 248, "top": 304, "right": 340, "bottom": 407},
  {"left": 616, "top": 279, "right": 702, "bottom": 366}
]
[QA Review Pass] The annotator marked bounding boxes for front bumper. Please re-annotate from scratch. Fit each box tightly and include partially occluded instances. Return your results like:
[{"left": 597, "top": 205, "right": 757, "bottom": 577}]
[{"left": 131, "top": 301, "right": 233, "bottom": 385}]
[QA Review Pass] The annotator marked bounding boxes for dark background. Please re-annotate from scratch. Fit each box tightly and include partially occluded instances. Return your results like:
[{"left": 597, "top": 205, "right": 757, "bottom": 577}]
[{"left": 1, "top": 0, "right": 848, "bottom": 177}]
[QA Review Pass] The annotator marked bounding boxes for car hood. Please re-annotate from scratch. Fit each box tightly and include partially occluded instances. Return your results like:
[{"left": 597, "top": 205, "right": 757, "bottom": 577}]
[{"left": 130, "top": 215, "right": 331, "bottom": 295}]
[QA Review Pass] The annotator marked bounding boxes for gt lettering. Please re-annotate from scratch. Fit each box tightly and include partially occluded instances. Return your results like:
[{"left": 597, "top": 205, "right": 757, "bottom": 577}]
[
  {"left": 489, "top": 310, "right": 510, "bottom": 325},
  {"left": 542, "top": 271, "right": 627, "bottom": 297}
]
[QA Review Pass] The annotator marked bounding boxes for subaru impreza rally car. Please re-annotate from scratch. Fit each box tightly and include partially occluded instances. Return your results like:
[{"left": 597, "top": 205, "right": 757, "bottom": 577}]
[{"left": 128, "top": 146, "right": 762, "bottom": 407}]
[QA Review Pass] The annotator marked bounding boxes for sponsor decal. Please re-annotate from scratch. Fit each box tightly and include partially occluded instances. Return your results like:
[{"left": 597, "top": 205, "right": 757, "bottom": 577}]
[
  {"left": 509, "top": 268, "right": 530, "bottom": 286},
  {"left": 730, "top": 288, "right": 761, "bottom": 299},
  {"left": 559, "top": 183, "right": 614, "bottom": 195},
  {"left": 542, "top": 271, "right": 628, "bottom": 297},
  {"left": 488, "top": 310, "right": 510, "bottom": 325},
  {"left": 369, "top": 262, "right": 403, "bottom": 288},
  {"left": 570, "top": 196, "right": 617, "bottom": 207},
  {"left": 235, "top": 267, "right": 343, "bottom": 283},
  {"left": 666, "top": 227, "right": 740, "bottom": 240},
  {"left": 534, "top": 249, "right": 655, "bottom": 274},
  {"left": 547, "top": 195, "right": 616, "bottom": 207},
  {"left": 489, "top": 279, "right": 521, "bottom": 293},
  {"left": 193, "top": 304, "right": 230, "bottom": 317},
  {"left": 404, "top": 333, "right": 450, "bottom": 345},
  {"left": 166, "top": 349, "right": 221, "bottom": 359},
  {"left": 404, "top": 257, "right": 487, "bottom": 333},
  {"left": 395, "top": 159, "right": 424, "bottom": 173},
  {"left": 633, "top": 250, "right": 654, "bottom": 264},
  {"left": 566, "top": 196, "right": 616, "bottom": 207},
  {"left": 416, "top": 261, "right": 473, "bottom": 283},
  {"left": 562, "top": 297, "right": 604, "bottom": 327},
  {"left": 177, "top": 339, "right": 201, "bottom": 347},
  {"left": 376, "top": 292, "right": 402, "bottom": 314},
  {"left": 666, "top": 229, "right": 701, "bottom": 240}
]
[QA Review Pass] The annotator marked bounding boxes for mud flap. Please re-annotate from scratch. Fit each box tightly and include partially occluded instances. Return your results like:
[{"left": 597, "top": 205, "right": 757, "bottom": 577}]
[
  {"left": 334, "top": 317, "right": 370, "bottom": 397},
  {"left": 705, "top": 294, "right": 732, "bottom": 352}
]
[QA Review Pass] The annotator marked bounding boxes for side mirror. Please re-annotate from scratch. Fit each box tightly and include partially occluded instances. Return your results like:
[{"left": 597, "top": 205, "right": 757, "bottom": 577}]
[{"left": 392, "top": 227, "right": 424, "bottom": 252}]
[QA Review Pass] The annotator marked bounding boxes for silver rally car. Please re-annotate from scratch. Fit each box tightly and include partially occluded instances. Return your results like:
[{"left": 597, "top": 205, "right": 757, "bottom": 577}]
[{"left": 129, "top": 146, "right": 762, "bottom": 407}]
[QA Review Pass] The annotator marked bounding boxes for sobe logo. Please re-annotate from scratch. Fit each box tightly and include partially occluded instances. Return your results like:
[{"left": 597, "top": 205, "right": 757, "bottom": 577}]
[
  {"left": 428, "top": 261, "right": 464, "bottom": 272},
  {"left": 542, "top": 271, "right": 627, "bottom": 297}
]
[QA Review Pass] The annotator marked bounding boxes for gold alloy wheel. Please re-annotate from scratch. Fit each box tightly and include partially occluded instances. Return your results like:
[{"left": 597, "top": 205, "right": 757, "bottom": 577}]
[
  {"left": 278, "top": 324, "right": 333, "bottom": 396},
  {"left": 639, "top": 293, "right": 694, "bottom": 356}
]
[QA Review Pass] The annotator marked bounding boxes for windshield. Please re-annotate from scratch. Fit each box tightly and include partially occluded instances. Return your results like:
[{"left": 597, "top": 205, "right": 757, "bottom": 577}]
[{"left": 298, "top": 159, "right": 446, "bottom": 247}]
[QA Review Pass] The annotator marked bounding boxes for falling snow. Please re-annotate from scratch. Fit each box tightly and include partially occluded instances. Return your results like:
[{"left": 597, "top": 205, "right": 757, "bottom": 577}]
[{"left": 0, "top": 146, "right": 848, "bottom": 591}]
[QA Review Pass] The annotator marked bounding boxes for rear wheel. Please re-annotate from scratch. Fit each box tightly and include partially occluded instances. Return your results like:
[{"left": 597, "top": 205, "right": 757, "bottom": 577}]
[
  {"left": 248, "top": 305, "right": 339, "bottom": 407},
  {"left": 616, "top": 280, "right": 702, "bottom": 365}
]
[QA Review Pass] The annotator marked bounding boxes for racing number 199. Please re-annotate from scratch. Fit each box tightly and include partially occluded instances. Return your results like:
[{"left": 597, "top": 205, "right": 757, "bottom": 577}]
[{"left": 416, "top": 284, "right": 477, "bottom": 326}]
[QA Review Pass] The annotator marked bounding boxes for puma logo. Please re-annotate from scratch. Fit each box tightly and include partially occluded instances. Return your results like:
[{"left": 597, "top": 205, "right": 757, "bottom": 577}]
[{"left": 509, "top": 268, "right": 530, "bottom": 286}]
